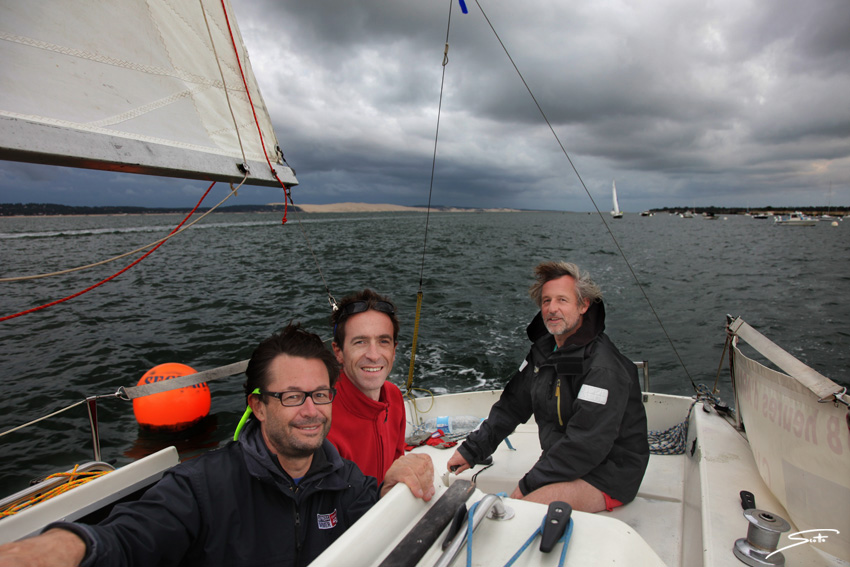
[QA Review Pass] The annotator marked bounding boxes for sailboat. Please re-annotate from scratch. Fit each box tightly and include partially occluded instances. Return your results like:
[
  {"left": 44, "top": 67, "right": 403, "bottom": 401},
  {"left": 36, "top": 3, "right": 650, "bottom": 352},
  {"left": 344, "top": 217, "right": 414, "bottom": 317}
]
[
  {"left": 1, "top": 2, "right": 848, "bottom": 566},
  {"left": 821, "top": 184, "right": 839, "bottom": 220},
  {"left": 611, "top": 180, "right": 624, "bottom": 218}
]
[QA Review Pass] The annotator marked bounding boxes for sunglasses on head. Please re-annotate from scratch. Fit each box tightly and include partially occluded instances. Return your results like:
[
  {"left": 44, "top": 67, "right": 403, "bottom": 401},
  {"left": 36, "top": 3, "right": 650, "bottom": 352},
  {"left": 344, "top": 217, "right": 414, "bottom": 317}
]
[
  {"left": 338, "top": 300, "right": 395, "bottom": 318},
  {"left": 333, "top": 300, "right": 395, "bottom": 341}
]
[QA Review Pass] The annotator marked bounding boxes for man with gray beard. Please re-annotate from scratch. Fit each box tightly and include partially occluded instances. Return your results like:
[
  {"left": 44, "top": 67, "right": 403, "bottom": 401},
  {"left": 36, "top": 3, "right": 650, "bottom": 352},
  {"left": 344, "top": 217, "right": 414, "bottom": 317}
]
[{"left": 447, "top": 261, "right": 648, "bottom": 513}]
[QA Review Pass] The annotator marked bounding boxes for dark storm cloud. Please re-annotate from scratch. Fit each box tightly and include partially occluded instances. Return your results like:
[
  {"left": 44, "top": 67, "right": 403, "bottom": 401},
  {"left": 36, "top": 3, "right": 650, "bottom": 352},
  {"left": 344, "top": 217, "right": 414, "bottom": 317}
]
[{"left": 1, "top": 0, "right": 848, "bottom": 210}]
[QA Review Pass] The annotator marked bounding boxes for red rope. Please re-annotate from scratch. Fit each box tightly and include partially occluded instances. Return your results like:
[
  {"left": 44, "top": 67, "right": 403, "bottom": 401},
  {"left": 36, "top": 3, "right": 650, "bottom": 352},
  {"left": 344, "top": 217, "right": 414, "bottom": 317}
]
[
  {"left": 0, "top": 182, "right": 216, "bottom": 322},
  {"left": 218, "top": 0, "right": 291, "bottom": 224}
]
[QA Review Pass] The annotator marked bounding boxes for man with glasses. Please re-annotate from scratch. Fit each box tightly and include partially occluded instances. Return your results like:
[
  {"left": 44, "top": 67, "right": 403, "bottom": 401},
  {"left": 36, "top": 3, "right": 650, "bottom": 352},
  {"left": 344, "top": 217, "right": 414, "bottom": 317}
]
[
  {"left": 0, "top": 323, "right": 434, "bottom": 567},
  {"left": 327, "top": 289, "right": 407, "bottom": 484}
]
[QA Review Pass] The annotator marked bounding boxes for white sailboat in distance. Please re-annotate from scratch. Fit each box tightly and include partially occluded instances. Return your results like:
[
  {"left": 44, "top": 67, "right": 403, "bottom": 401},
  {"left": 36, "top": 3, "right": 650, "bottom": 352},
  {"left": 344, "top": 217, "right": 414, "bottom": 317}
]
[{"left": 611, "top": 180, "right": 624, "bottom": 218}]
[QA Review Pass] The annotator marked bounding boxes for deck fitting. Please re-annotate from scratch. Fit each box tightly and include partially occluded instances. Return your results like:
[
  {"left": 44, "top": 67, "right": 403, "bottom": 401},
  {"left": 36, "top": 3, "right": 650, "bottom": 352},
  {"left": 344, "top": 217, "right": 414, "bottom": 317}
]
[{"left": 733, "top": 508, "right": 791, "bottom": 566}]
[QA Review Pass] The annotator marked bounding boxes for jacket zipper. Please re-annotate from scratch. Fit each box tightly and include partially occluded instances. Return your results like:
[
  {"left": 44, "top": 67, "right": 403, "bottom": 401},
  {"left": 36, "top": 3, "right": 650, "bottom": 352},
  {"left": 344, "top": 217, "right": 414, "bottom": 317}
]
[
  {"left": 377, "top": 407, "right": 385, "bottom": 477},
  {"left": 555, "top": 377, "right": 563, "bottom": 427},
  {"left": 293, "top": 494, "right": 302, "bottom": 555}
]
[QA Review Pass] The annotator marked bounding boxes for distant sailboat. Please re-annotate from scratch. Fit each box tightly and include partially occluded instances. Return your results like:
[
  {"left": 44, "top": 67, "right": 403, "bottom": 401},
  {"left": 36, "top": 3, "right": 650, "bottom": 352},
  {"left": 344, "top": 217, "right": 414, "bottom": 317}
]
[{"left": 611, "top": 180, "right": 623, "bottom": 218}]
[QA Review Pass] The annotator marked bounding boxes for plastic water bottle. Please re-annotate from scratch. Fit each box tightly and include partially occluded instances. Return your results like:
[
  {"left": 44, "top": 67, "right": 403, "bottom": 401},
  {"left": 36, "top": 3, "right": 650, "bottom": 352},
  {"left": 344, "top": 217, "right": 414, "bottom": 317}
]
[{"left": 419, "top": 415, "right": 484, "bottom": 435}]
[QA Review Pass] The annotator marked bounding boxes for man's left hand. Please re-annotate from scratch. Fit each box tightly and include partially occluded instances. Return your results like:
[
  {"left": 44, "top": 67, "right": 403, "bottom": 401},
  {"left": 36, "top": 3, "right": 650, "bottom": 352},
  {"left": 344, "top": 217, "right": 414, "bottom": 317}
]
[{"left": 381, "top": 453, "right": 435, "bottom": 501}]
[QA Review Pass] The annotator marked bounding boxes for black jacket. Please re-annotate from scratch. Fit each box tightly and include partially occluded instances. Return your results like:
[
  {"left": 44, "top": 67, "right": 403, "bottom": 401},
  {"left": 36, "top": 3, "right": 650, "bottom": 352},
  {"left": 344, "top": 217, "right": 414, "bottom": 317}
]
[
  {"left": 55, "top": 419, "right": 377, "bottom": 567},
  {"left": 458, "top": 301, "right": 649, "bottom": 503}
]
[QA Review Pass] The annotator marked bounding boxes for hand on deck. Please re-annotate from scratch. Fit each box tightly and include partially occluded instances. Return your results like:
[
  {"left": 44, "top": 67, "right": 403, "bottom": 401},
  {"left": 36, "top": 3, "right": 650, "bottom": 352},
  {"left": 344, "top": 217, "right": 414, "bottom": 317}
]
[
  {"left": 0, "top": 528, "right": 86, "bottom": 567},
  {"left": 446, "top": 451, "right": 471, "bottom": 474},
  {"left": 381, "top": 453, "right": 435, "bottom": 502}
]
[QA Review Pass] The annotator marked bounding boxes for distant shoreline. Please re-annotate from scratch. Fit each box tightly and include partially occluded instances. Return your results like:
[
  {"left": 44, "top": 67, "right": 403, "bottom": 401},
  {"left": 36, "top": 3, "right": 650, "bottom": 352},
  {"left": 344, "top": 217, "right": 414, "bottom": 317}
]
[
  {"left": 0, "top": 202, "right": 845, "bottom": 217},
  {"left": 0, "top": 202, "right": 524, "bottom": 217}
]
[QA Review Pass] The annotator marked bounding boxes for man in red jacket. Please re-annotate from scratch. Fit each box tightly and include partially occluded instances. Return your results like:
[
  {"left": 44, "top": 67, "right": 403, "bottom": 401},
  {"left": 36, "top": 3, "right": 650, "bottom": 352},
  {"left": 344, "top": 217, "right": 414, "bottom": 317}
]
[{"left": 327, "top": 289, "right": 408, "bottom": 484}]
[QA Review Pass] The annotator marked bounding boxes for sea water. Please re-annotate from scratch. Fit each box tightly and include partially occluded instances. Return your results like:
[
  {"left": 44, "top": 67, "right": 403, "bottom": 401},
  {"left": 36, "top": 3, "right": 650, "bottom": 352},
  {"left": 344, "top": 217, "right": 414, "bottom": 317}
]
[{"left": 1, "top": 211, "right": 848, "bottom": 492}]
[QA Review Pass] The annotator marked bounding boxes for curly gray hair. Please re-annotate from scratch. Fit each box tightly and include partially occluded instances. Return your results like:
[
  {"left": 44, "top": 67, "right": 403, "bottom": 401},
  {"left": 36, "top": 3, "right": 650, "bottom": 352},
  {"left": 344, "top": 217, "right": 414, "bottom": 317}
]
[{"left": 528, "top": 261, "right": 602, "bottom": 307}]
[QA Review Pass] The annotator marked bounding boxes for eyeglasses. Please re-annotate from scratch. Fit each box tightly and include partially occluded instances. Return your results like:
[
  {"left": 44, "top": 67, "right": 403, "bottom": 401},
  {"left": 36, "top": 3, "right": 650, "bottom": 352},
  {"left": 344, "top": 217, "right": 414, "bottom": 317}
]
[
  {"left": 260, "top": 388, "right": 336, "bottom": 407},
  {"left": 338, "top": 300, "right": 395, "bottom": 318}
]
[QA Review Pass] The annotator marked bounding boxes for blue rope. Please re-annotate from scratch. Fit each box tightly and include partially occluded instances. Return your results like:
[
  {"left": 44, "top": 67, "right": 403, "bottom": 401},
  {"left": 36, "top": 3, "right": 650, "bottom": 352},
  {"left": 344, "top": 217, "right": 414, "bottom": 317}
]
[
  {"left": 466, "top": 501, "right": 480, "bottom": 567},
  {"left": 501, "top": 516, "right": 543, "bottom": 567},
  {"left": 501, "top": 514, "right": 573, "bottom": 567},
  {"left": 464, "top": 505, "right": 573, "bottom": 567},
  {"left": 558, "top": 518, "right": 574, "bottom": 567}
]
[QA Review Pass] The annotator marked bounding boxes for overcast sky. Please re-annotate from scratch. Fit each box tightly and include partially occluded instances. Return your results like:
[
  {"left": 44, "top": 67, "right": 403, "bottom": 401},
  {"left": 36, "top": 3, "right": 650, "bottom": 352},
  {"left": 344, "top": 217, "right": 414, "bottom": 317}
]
[{"left": 2, "top": 0, "right": 848, "bottom": 212}]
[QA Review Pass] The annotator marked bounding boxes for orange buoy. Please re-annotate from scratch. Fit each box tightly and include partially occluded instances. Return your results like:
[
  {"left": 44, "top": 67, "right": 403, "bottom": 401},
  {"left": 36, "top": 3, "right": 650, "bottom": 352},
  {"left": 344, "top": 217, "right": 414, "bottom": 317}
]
[{"left": 132, "top": 363, "right": 211, "bottom": 431}]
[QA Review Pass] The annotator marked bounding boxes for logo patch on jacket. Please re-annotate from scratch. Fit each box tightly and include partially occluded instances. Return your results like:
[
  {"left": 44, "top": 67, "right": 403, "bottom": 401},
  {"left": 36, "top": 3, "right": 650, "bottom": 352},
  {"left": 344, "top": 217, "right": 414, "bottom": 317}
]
[
  {"left": 577, "top": 384, "right": 608, "bottom": 405},
  {"left": 317, "top": 509, "right": 338, "bottom": 529}
]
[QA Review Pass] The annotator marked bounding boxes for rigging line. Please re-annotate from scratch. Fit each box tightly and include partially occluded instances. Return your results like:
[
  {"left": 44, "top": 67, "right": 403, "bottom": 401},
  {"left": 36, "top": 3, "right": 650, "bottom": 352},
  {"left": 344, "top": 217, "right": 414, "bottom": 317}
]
[
  {"left": 408, "top": 0, "right": 456, "bottom": 393},
  {"left": 284, "top": 192, "right": 337, "bottom": 310},
  {"left": 218, "top": 0, "right": 293, "bottom": 223},
  {"left": 0, "top": 175, "right": 248, "bottom": 283},
  {"left": 417, "top": 0, "right": 454, "bottom": 290},
  {"left": 0, "top": 399, "right": 88, "bottom": 438},
  {"left": 201, "top": 0, "right": 247, "bottom": 166},
  {"left": 0, "top": 181, "right": 218, "bottom": 322},
  {"left": 471, "top": 0, "right": 696, "bottom": 388}
]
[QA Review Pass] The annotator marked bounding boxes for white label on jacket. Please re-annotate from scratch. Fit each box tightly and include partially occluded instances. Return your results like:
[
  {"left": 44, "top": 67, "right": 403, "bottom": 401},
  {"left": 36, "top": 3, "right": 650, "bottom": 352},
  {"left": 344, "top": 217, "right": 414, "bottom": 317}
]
[
  {"left": 519, "top": 359, "right": 528, "bottom": 372},
  {"left": 577, "top": 384, "right": 608, "bottom": 405}
]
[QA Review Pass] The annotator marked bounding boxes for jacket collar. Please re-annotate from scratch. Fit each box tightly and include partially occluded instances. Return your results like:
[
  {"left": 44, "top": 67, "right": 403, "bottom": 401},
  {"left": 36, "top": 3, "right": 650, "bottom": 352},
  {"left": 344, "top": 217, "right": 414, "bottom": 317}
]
[
  {"left": 335, "top": 371, "right": 390, "bottom": 419},
  {"left": 238, "top": 419, "right": 349, "bottom": 493}
]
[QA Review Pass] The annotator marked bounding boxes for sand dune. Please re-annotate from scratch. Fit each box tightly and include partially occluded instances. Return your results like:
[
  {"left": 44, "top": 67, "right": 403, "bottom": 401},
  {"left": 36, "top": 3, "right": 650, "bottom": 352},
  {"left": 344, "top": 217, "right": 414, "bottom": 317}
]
[{"left": 274, "top": 202, "right": 520, "bottom": 213}]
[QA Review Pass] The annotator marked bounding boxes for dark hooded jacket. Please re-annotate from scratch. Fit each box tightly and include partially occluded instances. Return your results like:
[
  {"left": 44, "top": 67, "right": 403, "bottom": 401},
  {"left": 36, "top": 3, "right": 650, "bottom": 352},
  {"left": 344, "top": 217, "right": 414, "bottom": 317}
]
[
  {"left": 51, "top": 419, "right": 376, "bottom": 567},
  {"left": 458, "top": 301, "right": 649, "bottom": 503}
]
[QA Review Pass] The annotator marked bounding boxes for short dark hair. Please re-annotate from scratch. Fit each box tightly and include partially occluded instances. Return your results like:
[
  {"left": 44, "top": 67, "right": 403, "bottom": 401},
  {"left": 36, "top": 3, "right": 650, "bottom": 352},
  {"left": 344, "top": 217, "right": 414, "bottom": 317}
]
[
  {"left": 244, "top": 323, "right": 339, "bottom": 403},
  {"left": 330, "top": 289, "right": 399, "bottom": 347},
  {"left": 528, "top": 261, "right": 602, "bottom": 307}
]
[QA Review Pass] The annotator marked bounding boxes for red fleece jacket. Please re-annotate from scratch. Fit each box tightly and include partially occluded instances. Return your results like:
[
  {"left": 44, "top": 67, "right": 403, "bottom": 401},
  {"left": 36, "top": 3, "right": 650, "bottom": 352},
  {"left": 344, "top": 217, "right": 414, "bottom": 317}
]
[{"left": 326, "top": 372, "right": 406, "bottom": 484}]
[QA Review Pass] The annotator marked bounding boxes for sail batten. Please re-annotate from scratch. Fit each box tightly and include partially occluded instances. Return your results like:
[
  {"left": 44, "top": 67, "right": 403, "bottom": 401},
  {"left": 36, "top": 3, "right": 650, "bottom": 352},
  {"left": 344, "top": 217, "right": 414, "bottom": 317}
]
[{"left": 0, "top": 0, "right": 297, "bottom": 188}]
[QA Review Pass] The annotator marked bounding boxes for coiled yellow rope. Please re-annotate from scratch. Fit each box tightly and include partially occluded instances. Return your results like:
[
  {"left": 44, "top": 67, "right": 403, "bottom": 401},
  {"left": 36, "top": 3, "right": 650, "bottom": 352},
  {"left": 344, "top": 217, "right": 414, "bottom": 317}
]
[{"left": 0, "top": 466, "right": 111, "bottom": 518}]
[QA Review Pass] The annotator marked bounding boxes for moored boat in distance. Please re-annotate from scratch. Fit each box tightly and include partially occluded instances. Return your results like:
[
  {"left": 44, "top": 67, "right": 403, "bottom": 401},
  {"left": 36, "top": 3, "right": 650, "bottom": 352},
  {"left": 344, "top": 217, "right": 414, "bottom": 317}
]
[{"left": 774, "top": 211, "right": 819, "bottom": 226}]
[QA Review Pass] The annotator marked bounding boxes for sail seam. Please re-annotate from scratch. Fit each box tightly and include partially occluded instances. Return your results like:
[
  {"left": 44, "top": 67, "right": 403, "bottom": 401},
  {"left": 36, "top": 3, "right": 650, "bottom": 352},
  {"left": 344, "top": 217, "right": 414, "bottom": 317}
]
[
  {"left": 0, "top": 32, "right": 224, "bottom": 88},
  {"left": 87, "top": 85, "right": 214, "bottom": 128}
]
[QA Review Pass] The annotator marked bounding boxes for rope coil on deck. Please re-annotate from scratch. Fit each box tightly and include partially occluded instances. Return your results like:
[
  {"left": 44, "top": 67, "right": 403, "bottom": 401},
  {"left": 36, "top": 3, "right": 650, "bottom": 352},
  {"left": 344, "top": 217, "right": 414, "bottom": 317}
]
[
  {"left": 648, "top": 384, "right": 719, "bottom": 455},
  {"left": 0, "top": 465, "right": 111, "bottom": 518}
]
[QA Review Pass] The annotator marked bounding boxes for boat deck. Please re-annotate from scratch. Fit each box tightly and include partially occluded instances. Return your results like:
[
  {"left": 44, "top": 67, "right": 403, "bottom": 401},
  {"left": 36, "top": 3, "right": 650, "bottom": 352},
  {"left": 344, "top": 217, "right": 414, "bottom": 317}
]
[
  {"left": 412, "top": 394, "right": 690, "bottom": 566},
  {"left": 407, "top": 392, "right": 843, "bottom": 566},
  {"left": 3, "top": 390, "right": 844, "bottom": 565}
]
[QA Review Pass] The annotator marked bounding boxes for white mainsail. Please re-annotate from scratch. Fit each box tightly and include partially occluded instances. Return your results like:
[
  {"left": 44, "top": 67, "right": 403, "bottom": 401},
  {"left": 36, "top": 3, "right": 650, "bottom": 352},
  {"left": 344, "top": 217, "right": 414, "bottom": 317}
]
[
  {"left": 611, "top": 180, "right": 623, "bottom": 217},
  {"left": 0, "top": 0, "right": 296, "bottom": 187}
]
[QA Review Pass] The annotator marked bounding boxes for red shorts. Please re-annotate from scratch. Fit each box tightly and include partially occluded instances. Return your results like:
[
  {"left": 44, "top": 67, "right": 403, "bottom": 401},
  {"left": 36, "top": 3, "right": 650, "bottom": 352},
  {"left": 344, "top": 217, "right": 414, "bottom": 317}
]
[{"left": 602, "top": 492, "right": 623, "bottom": 512}]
